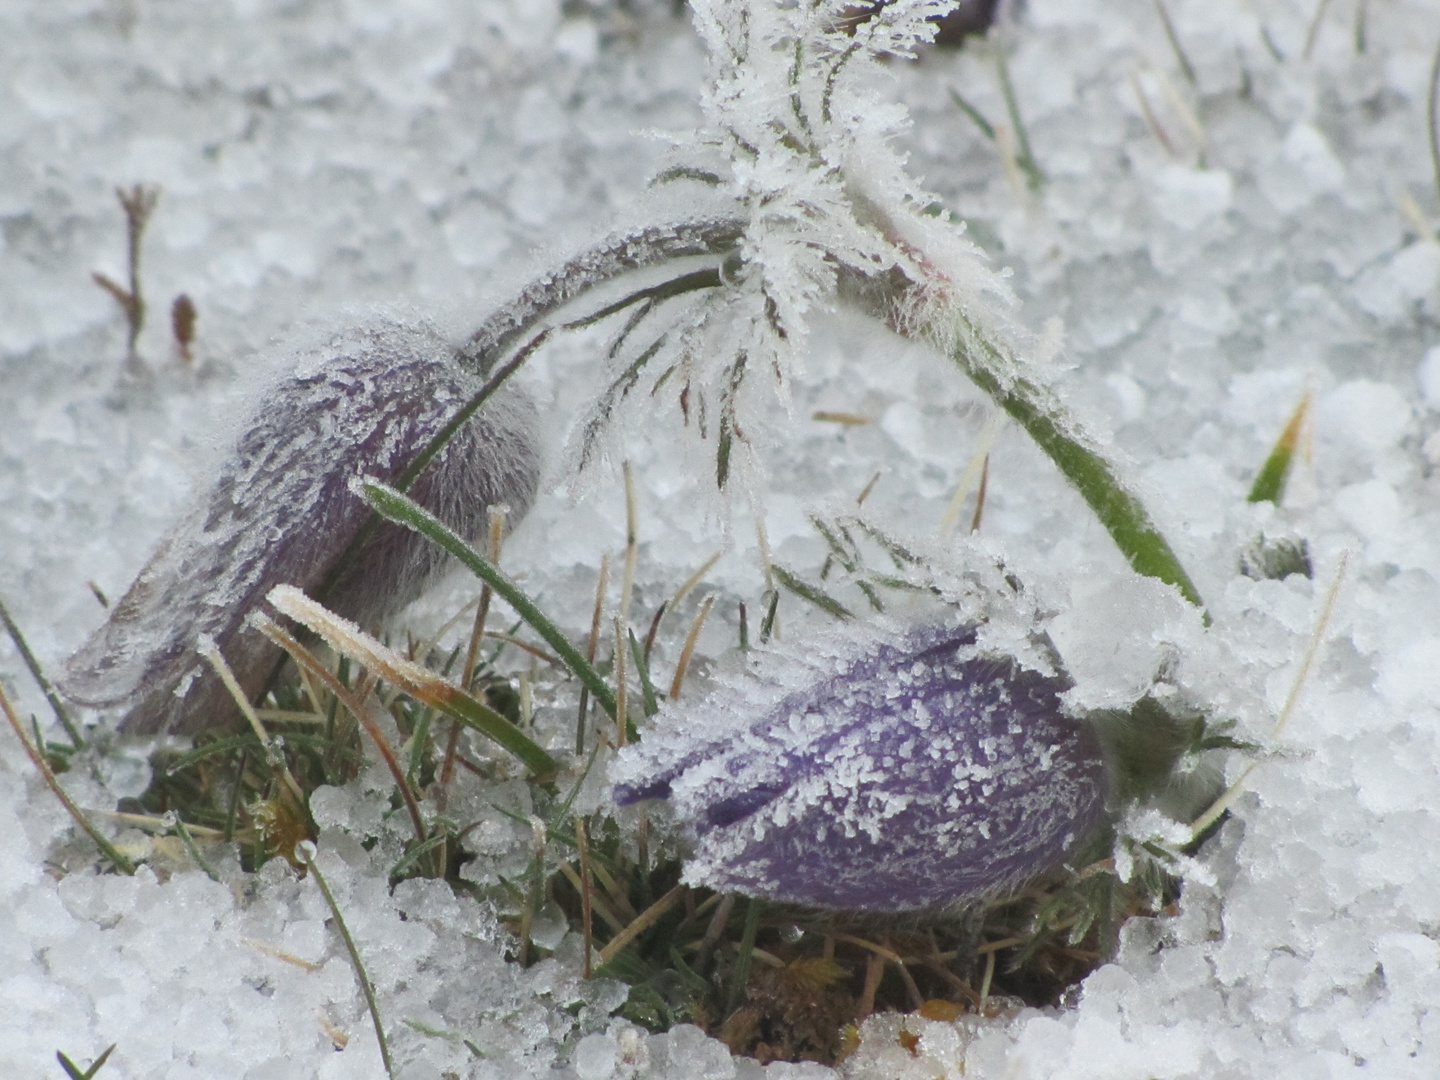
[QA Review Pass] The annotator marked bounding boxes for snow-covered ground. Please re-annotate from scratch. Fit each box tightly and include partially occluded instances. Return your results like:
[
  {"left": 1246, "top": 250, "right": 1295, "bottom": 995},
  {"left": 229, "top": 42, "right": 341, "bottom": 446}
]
[{"left": 3, "top": 0, "right": 1440, "bottom": 1076}]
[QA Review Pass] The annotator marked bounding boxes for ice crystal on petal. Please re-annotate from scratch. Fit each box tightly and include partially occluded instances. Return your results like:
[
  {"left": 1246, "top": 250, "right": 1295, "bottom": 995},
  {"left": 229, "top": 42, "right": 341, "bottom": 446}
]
[{"left": 612, "top": 618, "right": 1108, "bottom": 912}]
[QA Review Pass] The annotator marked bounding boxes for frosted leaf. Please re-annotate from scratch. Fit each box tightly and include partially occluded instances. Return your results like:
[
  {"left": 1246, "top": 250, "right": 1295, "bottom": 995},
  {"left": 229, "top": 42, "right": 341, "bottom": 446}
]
[
  {"left": 59, "top": 319, "right": 541, "bottom": 735},
  {"left": 571, "top": 1, "right": 1025, "bottom": 490},
  {"left": 612, "top": 619, "right": 1108, "bottom": 911}
]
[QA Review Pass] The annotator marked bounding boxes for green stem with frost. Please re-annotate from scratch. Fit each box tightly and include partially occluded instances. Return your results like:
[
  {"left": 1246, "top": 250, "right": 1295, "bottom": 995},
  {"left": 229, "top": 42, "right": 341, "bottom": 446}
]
[{"left": 945, "top": 317, "right": 1204, "bottom": 608}]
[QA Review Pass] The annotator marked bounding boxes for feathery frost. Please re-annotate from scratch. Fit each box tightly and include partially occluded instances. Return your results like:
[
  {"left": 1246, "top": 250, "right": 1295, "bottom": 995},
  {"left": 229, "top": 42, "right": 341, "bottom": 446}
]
[{"left": 572, "top": 1, "right": 1025, "bottom": 485}]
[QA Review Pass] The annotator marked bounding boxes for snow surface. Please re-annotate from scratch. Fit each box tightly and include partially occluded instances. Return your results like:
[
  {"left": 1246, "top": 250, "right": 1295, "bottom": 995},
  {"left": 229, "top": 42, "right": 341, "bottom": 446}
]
[{"left": 3, "top": 0, "right": 1440, "bottom": 1076}]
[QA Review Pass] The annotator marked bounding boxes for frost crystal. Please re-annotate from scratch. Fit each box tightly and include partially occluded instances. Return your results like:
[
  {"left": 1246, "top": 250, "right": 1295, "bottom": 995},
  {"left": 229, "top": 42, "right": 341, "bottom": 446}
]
[
  {"left": 60, "top": 320, "right": 540, "bottom": 735},
  {"left": 612, "top": 620, "right": 1108, "bottom": 912},
  {"left": 575, "top": 1, "right": 1019, "bottom": 484}
]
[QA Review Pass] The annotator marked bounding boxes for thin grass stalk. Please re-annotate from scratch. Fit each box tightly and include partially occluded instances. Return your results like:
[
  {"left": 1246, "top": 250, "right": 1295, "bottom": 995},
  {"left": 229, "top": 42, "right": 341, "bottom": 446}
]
[
  {"left": 857, "top": 949, "right": 884, "bottom": 1022},
  {"left": 201, "top": 640, "right": 308, "bottom": 807},
  {"left": 517, "top": 816, "right": 549, "bottom": 967},
  {"left": 1154, "top": 0, "right": 1198, "bottom": 84},
  {"left": 620, "top": 461, "right": 639, "bottom": 626},
  {"left": 629, "top": 629, "right": 660, "bottom": 718},
  {"left": 668, "top": 595, "right": 715, "bottom": 700},
  {"left": 969, "top": 454, "right": 991, "bottom": 533},
  {"left": 0, "top": 681, "right": 136, "bottom": 875},
  {"left": 696, "top": 893, "right": 735, "bottom": 974},
  {"left": 948, "top": 86, "right": 996, "bottom": 141},
  {"left": 1429, "top": 35, "right": 1440, "bottom": 205},
  {"left": 463, "top": 505, "right": 509, "bottom": 690},
  {"left": 1189, "top": 553, "right": 1348, "bottom": 839},
  {"left": 557, "top": 862, "right": 626, "bottom": 934},
  {"left": 589, "top": 858, "right": 641, "bottom": 924},
  {"left": 438, "top": 719, "right": 463, "bottom": 808},
  {"left": 726, "top": 897, "right": 762, "bottom": 1016},
  {"left": 642, "top": 601, "right": 667, "bottom": 666},
  {"left": 577, "top": 554, "right": 610, "bottom": 755},
  {"left": 1303, "top": 0, "right": 1334, "bottom": 60},
  {"left": 598, "top": 884, "right": 685, "bottom": 965},
  {"left": 889, "top": 940, "right": 925, "bottom": 1010},
  {"left": 575, "top": 817, "right": 594, "bottom": 978},
  {"left": 1272, "top": 551, "right": 1348, "bottom": 740},
  {"left": 250, "top": 616, "right": 428, "bottom": 843},
  {"left": 173, "top": 817, "right": 220, "bottom": 882},
  {"left": 979, "top": 948, "right": 996, "bottom": 1008},
  {"left": 479, "top": 633, "right": 558, "bottom": 666},
  {"left": 1130, "top": 69, "right": 1179, "bottom": 157},
  {"left": 224, "top": 749, "right": 248, "bottom": 843},
  {"left": 939, "top": 409, "right": 1005, "bottom": 537},
  {"left": 669, "top": 551, "right": 723, "bottom": 614},
  {"left": 993, "top": 46, "right": 1043, "bottom": 190},
  {"left": 613, "top": 615, "right": 628, "bottom": 749},
  {"left": 360, "top": 480, "right": 619, "bottom": 720},
  {"left": 0, "top": 596, "right": 84, "bottom": 748},
  {"left": 297, "top": 841, "right": 394, "bottom": 1078},
  {"left": 856, "top": 470, "right": 881, "bottom": 506}
]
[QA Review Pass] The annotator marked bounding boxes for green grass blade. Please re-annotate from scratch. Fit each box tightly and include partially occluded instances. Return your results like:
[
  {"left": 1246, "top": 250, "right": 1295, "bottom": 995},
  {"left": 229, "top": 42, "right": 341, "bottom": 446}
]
[
  {"left": 358, "top": 480, "right": 619, "bottom": 721},
  {"left": 1, "top": 683, "right": 135, "bottom": 875},
  {"left": 726, "top": 897, "right": 762, "bottom": 1016},
  {"left": 948, "top": 87, "right": 996, "bottom": 141},
  {"left": 771, "top": 565, "right": 854, "bottom": 620},
  {"left": 947, "top": 321, "right": 1204, "bottom": 609},
  {"left": 994, "top": 48, "right": 1045, "bottom": 191},
  {"left": 1247, "top": 392, "right": 1310, "bottom": 505},
  {"left": 298, "top": 843, "right": 393, "bottom": 1078},
  {"left": 0, "top": 596, "right": 84, "bottom": 749},
  {"left": 426, "top": 683, "right": 559, "bottom": 779},
  {"left": 56, "top": 1044, "right": 114, "bottom": 1080},
  {"left": 628, "top": 630, "right": 660, "bottom": 719}
]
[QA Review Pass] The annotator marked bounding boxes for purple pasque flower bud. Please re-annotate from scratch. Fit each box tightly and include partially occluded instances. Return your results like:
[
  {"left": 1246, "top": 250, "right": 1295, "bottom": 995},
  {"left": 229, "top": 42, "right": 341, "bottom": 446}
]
[
  {"left": 612, "top": 620, "right": 1108, "bottom": 912},
  {"left": 60, "top": 319, "right": 541, "bottom": 736}
]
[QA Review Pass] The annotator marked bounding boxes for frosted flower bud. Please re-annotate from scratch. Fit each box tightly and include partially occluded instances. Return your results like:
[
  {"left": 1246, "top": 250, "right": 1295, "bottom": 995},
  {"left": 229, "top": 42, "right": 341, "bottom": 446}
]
[
  {"left": 60, "top": 320, "right": 541, "bottom": 735},
  {"left": 612, "top": 622, "right": 1108, "bottom": 912}
]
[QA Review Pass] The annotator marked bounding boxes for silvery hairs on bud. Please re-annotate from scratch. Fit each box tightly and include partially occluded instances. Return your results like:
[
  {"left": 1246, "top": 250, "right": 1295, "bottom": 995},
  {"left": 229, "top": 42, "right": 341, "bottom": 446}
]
[
  {"left": 60, "top": 318, "right": 541, "bottom": 736},
  {"left": 612, "top": 618, "right": 1109, "bottom": 913}
]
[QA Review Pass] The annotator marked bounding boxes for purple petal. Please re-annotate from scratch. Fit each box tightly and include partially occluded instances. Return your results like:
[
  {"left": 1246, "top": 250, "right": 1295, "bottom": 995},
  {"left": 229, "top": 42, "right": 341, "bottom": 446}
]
[{"left": 614, "top": 622, "right": 1108, "bottom": 912}]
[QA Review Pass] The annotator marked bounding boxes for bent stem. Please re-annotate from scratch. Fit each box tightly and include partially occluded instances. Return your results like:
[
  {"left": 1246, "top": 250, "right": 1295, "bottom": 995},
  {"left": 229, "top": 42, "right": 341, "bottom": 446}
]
[{"left": 317, "top": 222, "right": 738, "bottom": 611}]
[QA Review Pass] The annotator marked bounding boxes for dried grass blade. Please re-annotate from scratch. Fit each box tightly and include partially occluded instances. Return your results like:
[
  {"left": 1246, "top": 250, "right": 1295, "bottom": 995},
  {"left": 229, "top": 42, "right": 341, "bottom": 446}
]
[
  {"left": 0, "top": 681, "right": 135, "bottom": 874},
  {"left": 265, "top": 587, "right": 556, "bottom": 777}
]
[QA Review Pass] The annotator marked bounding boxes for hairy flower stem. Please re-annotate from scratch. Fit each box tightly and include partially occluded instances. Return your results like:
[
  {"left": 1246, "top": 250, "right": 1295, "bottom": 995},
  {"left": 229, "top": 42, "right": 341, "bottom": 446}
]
[
  {"left": 347, "top": 211, "right": 1200, "bottom": 644},
  {"left": 316, "top": 227, "right": 737, "bottom": 617}
]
